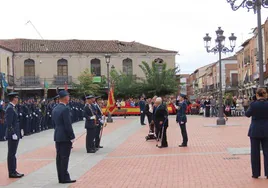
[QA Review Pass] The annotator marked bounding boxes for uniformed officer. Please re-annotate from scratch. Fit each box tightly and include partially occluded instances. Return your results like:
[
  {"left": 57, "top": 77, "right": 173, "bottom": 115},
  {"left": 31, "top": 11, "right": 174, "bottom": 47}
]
[
  {"left": 176, "top": 94, "right": 188, "bottom": 147},
  {"left": 84, "top": 95, "right": 97, "bottom": 153},
  {"left": 52, "top": 91, "right": 76, "bottom": 184},
  {"left": 92, "top": 96, "right": 104, "bottom": 149},
  {"left": 5, "top": 92, "right": 24, "bottom": 178},
  {"left": 139, "top": 97, "right": 146, "bottom": 125},
  {"left": 245, "top": 88, "right": 268, "bottom": 179}
]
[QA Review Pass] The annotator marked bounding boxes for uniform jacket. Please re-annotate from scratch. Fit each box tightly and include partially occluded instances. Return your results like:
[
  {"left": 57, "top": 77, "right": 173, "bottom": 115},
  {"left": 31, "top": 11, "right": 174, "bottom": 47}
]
[
  {"left": 176, "top": 101, "right": 187, "bottom": 124},
  {"left": 84, "top": 104, "right": 96, "bottom": 129},
  {"left": 52, "top": 103, "right": 75, "bottom": 142},
  {"left": 5, "top": 103, "right": 21, "bottom": 140},
  {"left": 245, "top": 99, "right": 268, "bottom": 138},
  {"left": 153, "top": 104, "right": 168, "bottom": 127},
  {"left": 139, "top": 100, "right": 146, "bottom": 112}
]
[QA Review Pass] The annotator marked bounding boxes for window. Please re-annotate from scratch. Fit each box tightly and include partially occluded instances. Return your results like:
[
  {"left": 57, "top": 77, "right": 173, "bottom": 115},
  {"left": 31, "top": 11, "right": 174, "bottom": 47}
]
[
  {"left": 154, "top": 58, "right": 164, "bottom": 73},
  {"left": 91, "top": 58, "right": 101, "bottom": 76},
  {"left": 123, "top": 58, "right": 133, "bottom": 75},
  {"left": 57, "top": 59, "right": 68, "bottom": 76},
  {"left": 24, "top": 59, "right": 35, "bottom": 76},
  {"left": 7, "top": 57, "right": 10, "bottom": 75}
]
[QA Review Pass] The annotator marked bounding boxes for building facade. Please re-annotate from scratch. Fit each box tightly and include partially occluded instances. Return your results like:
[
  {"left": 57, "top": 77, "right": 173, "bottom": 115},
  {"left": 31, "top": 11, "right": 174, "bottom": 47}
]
[{"left": 0, "top": 39, "right": 177, "bottom": 97}]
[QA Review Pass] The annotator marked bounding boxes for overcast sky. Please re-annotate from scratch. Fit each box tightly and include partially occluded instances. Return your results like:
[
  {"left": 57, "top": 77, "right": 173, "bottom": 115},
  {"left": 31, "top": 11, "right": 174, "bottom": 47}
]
[{"left": 1, "top": 0, "right": 268, "bottom": 74}]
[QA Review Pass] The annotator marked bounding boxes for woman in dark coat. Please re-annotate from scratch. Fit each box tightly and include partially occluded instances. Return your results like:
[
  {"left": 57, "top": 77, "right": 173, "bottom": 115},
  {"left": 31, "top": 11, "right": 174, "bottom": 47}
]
[
  {"left": 204, "top": 97, "right": 211, "bottom": 117},
  {"left": 245, "top": 88, "right": 268, "bottom": 179}
]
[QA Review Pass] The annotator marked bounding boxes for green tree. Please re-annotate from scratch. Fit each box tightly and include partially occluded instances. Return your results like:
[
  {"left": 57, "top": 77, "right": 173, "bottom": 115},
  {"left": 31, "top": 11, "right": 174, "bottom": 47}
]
[
  {"left": 110, "top": 69, "right": 142, "bottom": 98},
  {"left": 139, "top": 61, "right": 179, "bottom": 97},
  {"left": 72, "top": 68, "right": 101, "bottom": 96}
]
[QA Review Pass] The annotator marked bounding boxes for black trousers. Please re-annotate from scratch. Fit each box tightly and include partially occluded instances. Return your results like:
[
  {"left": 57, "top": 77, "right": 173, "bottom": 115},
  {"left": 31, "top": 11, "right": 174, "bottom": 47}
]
[
  {"left": 147, "top": 113, "right": 152, "bottom": 125},
  {"left": 159, "top": 125, "right": 168, "bottom": 147},
  {"left": 86, "top": 128, "right": 96, "bottom": 151},
  {"left": 55, "top": 141, "right": 72, "bottom": 182},
  {"left": 140, "top": 112, "right": 145, "bottom": 124},
  {"left": 179, "top": 123, "right": 188, "bottom": 145},
  {"left": 95, "top": 125, "right": 102, "bottom": 147},
  {"left": 7, "top": 139, "right": 19, "bottom": 174},
  {"left": 250, "top": 137, "right": 268, "bottom": 177}
]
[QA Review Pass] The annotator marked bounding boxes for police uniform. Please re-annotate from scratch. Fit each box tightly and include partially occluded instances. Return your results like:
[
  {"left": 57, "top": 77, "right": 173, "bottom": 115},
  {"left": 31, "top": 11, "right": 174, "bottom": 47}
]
[
  {"left": 139, "top": 98, "right": 146, "bottom": 125},
  {"left": 52, "top": 91, "right": 76, "bottom": 184},
  {"left": 5, "top": 92, "right": 24, "bottom": 178},
  {"left": 84, "top": 95, "right": 97, "bottom": 153},
  {"left": 92, "top": 96, "right": 104, "bottom": 149},
  {"left": 176, "top": 94, "right": 188, "bottom": 147}
]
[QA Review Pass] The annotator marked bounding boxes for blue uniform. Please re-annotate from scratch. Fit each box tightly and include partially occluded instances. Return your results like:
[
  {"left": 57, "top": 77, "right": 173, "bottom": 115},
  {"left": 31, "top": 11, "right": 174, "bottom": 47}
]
[
  {"left": 5, "top": 103, "right": 21, "bottom": 174},
  {"left": 84, "top": 103, "right": 97, "bottom": 152},
  {"left": 139, "top": 100, "right": 146, "bottom": 125},
  {"left": 245, "top": 99, "right": 268, "bottom": 177},
  {"left": 52, "top": 103, "right": 75, "bottom": 183},
  {"left": 92, "top": 103, "right": 103, "bottom": 148},
  {"left": 176, "top": 101, "right": 188, "bottom": 146}
]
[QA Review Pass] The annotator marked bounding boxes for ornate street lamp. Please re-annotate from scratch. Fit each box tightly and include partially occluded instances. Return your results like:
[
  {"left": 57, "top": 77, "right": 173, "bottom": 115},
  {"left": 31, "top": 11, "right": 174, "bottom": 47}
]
[
  {"left": 203, "top": 27, "right": 237, "bottom": 125},
  {"left": 105, "top": 54, "right": 113, "bottom": 123},
  {"left": 226, "top": 0, "right": 268, "bottom": 87}
]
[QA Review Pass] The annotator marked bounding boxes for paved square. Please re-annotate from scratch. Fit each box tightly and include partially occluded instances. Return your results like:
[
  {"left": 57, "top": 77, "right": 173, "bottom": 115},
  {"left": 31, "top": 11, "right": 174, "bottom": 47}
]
[{"left": 0, "top": 116, "right": 267, "bottom": 188}]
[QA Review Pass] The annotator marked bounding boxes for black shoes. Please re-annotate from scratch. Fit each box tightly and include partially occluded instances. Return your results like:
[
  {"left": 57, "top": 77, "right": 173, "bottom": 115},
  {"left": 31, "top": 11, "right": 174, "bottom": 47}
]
[
  {"left": 158, "top": 145, "right": 168, "bottom": 148},
  {"left": 9, "top": 172, "right": 24, "bottom": 178},
  {"left": 59, "top": 180, "right": 76, "bottom": 184},
  {"left": 252, "top": 176, "right": 259, "bottom": 179},
  {"left": 98, "top": 146, "right": 103, "bottom": 148},
  {"left": 179, "top": 144, "right": 187, "bottom": 147},
  {"left": 87, "top": 149, "right": 97, "bottom": 153}
]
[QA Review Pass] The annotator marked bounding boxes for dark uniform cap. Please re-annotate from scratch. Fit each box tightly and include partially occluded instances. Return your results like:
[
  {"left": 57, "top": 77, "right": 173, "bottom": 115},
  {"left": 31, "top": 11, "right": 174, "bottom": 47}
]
[
  {"left": 180, "top": 94, "right": 187, "bottom": 99},
  {"left": 86, "top": 95, "right": 95, "bottom": 99},
  {"left": 95, "top": 96, "right": 101, "bottom": 99},
  {"left": 54, "top": 95, "right": 59, "bottom": 100},
  {"left": 8, "top": 92, "right": 19, "bottom": 97},
  {"left": 58, "top": 90, "right": 69, "bottom": 98}
]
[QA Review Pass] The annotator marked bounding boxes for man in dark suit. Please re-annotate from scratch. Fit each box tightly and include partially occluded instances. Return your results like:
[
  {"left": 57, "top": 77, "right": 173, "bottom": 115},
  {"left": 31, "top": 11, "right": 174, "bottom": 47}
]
[
  {"left": 176, "top": 94, "right": 188, "bottom": 147},
  {"left": 139, "top": 97, "right": 146, "bottom": 125},
  {"left": 52, "top": 91, "right": 76, "bottom": 184},
  {"left": 5, "top": 92, "right": 24, "bottom": 178},
  {"left": 84, "top": 95, "right": 97, "bottom": 153},
  {"left": 245, "top": 88, "right": 268, "bottom": 179},
  {"left": 153, "top": 97, "right": 168, "bottom": 148}
]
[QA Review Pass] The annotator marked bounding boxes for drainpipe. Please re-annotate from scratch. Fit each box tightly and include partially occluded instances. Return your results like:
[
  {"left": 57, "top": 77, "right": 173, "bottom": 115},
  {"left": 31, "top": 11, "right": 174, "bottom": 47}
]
[{"left": 12, "top": 53, "right": 15, "bottom": 92}]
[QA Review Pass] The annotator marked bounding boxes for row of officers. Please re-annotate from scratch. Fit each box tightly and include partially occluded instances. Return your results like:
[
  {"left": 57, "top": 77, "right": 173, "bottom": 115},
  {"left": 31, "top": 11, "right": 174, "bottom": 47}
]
[
  {"left": 4, "top": 91, "right": 105, "bottom": 184},
  {"left": 0, "top": 96, "right": 85, "bottom": 141}
]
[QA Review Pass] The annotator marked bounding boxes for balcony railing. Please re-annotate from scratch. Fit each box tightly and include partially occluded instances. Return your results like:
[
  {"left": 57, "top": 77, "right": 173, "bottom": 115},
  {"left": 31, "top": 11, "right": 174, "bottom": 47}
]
[
  {"left": 15, "top": 76, "right": 41, "bottom": 87},
  {"left": 53, "top": 75, "right": 72, "bottom": 85}
]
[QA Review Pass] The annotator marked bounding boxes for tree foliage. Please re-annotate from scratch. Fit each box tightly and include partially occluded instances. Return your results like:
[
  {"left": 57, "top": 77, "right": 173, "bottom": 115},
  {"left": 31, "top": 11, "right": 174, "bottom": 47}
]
[
  {"left": 72, "top": 68, "right": 102, "bottom": 96},
  {"left": 139, "top": 61, "right": 179, "bottom": 97},
  {"left": 110, "top": 69, "right": 142, "bottom": 98}
]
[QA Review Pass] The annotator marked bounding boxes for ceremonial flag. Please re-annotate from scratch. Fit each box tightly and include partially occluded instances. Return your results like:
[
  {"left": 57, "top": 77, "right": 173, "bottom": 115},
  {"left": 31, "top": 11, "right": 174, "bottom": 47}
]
[
  {"left": 106, "top": 87, "right": 116, "bottom": 114},
  {"left": 64, "top": 81, "right": 68, "bottom": 91}
]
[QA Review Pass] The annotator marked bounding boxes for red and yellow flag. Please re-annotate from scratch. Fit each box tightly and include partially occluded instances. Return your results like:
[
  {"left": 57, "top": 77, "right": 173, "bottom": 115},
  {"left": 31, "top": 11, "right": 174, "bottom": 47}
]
[{"left": 107, "top": 87, "right": 116, "bottom": 114}]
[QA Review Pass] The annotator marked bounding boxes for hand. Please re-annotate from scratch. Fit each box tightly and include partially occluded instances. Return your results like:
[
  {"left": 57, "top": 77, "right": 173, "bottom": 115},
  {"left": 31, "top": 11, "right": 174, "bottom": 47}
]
[
  {"left": 140, "top": 111, "right": 143, "bottom": 113},
  {"left": 26, "top": 115, "right": 28, "bottom": 118},
  {"left": 181, "top": 121, "right": 184, "bottom": 124},
  {"left": 47, "top": 112, "right": 49, "bottom": 115},
  {"left": 71, "top": 139, "right": 75, "bottom": 143},
  {"left": 12, "top": 134, "right": 18, "bottom": 140},
  {"left": 99, "top": 120, "right": 104, "bottom": 124},
  {"left": 0, "top": 101, "right": 3, "bottom": 105},
  {"left": 83, "top": 117, "right": 86, "bottom": 121},
  {"left": 36, "top": 115, "right": 38, "bottom": 117},
  {"left": 159, "top": 121, "right": 163, "bottom": 125},
  {"left": 90, "top": 115, "right": 96, "bottom": 120},
  {"left": 19, "top": 113, "right": 22, "bottom": 116},
  {"left": 21, "top": 129, "right": 24, "bottom": 137}
]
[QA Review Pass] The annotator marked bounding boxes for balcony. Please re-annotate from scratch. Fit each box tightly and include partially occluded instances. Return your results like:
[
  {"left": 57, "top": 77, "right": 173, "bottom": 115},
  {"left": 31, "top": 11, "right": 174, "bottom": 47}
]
[
  {"left": 15, "top": 76, "right": 41, "bottom": 87},
  {"left": 53, "top": 75, "right": 73, "bottom": 86}
]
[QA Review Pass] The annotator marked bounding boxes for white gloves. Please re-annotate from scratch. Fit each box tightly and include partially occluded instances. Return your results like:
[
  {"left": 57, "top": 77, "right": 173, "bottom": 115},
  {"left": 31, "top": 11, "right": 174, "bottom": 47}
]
[
  {"left": 19, "top": 113, "right": 22, "bottom": 116},
  {"left": 21, "top": 129, "right": 24, "bottom": 137},
  {"left": 140, "top": 111, "right": 143, "bottom": 113},
  {"left": 12, "top": 134, "right": 18, "bottom": 140},
  {"left": 90, "top": 115, "right": 96, "bottom": 120},
  {"left": 36, "top": 115, "right": 38, "bottom": 117},
  {"left": 0, "top": 101, "right": 3, "bottom": 105},
  {"left": 47, "top": 112, "right": 49, "bottom": 115},
  {"left": 39, "top": 109, "right": 41, "bottom": 112},
  {"left": 26, "top": 115, "right": 28, "bottom": 118},
  {"left": 99, "top": 120, "right": 104, "bottom": 124},
  {"left": 71, "top": 139, "right": 75, "bottom": 143},
  {"left": 83, "top": 117, "right": 86, "bottom": 121}
]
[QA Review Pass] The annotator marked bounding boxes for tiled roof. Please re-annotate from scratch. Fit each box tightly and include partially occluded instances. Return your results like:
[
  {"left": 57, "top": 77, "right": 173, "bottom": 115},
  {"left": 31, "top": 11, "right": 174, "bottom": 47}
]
[{"left": 0, "top": 39, "right": 177, "bottom": 53}]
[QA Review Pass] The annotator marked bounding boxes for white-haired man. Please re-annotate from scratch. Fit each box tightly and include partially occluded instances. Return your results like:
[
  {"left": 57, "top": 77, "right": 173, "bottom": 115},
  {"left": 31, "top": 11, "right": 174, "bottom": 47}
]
[{"left": 153, "top": 97, "right": 168, "bottom": 148}]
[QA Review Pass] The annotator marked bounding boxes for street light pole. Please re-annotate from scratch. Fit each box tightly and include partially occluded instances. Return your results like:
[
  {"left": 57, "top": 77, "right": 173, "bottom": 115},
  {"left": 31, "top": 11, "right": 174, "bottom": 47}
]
[
  {"left": 203, "top": 27, "right": 237, "bottom": 125},
  {"left": 105, "top": 54, "right": 113, "bottom": 123},
  {"left": 226, "top": 0, "right": 268, "bottom": 87}
]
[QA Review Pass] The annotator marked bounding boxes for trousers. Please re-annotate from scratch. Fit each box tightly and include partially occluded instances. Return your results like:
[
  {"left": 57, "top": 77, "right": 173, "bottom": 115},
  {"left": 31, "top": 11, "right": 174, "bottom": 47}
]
[{"left": 7, "top": 139, "right": 19, "bottom": 174}]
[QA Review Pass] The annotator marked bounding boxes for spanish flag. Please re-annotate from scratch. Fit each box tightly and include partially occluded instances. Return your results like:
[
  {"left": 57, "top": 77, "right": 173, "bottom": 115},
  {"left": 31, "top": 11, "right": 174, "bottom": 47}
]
[{"left": 107, "top": 87, "right": 116, "bottom": 114}]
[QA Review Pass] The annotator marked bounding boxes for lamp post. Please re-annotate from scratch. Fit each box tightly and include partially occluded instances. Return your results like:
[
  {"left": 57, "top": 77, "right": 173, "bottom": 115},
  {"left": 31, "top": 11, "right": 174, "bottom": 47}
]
[
  {"left": 105, "top": 54, "right": 113, "bottom": 123},
  {"left": 226, "top": 0, "right": 268, "bottom": 87},
  {"left": 203, "top": 27, "right": 237, "bottom": 125}
]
